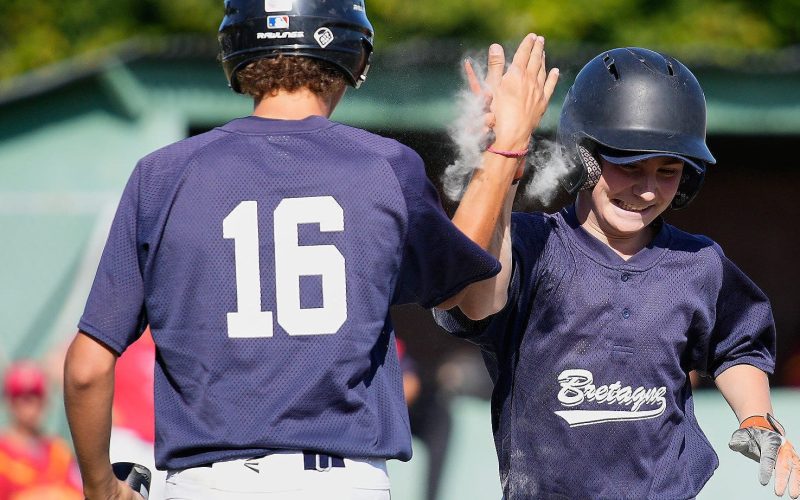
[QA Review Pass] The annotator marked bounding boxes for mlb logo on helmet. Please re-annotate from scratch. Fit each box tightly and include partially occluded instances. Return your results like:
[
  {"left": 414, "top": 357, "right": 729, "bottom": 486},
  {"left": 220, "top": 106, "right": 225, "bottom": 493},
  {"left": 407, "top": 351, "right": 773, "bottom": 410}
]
[
  {"left": 268, "top": 15, "right": 290, "bottom": 29},
  {"left": 314, "top": 28, "right": 335, "bottom": 48},
  {"left": 265, "top": 0, "right": 292, "bottom": 12}
]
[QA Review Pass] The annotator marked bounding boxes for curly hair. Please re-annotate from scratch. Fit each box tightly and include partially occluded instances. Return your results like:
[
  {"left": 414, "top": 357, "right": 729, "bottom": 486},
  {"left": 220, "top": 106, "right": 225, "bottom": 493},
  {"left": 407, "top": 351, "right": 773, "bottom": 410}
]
[{"left": 236, "top": 55, "right": 347, "bottom": 100}]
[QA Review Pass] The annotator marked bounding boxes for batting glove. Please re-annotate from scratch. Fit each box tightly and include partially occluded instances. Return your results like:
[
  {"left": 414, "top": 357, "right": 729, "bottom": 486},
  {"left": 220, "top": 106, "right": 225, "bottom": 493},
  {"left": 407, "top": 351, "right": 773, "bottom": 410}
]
[{"left": 729, "top": 414, "right": 800, "bottom": 498}]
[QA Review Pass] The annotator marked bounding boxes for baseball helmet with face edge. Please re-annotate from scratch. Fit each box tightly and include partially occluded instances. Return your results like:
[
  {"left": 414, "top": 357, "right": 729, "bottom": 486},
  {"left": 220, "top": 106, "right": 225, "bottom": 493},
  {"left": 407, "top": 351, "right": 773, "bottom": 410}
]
[
  {"left": 557, "top": 47, "right": 716, "bottom": 209},
  {"left": 219, "top": 0, "right": 374, "bottom": 92}
]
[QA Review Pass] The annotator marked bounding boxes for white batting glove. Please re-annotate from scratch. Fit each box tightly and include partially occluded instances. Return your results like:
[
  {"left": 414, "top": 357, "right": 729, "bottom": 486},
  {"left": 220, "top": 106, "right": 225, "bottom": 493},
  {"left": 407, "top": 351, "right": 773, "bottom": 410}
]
[{"left": 729, "top": 414, "right": 800, "bottom": 498}]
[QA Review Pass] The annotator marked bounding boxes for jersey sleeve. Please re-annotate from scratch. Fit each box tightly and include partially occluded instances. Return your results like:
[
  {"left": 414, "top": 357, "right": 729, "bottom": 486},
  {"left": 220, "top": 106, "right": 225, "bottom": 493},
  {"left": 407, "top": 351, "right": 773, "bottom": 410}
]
[
  {"left": 433, "top": 213, "right": 550, "bottom": 351},
  {"left": 432, "top": 262, "right": 521, "bottom": 351},
  {"left": 391, "top": 147, "right": 500, "bottom": 308},
  {"left": 77, "top": 165, "right": 147, "bottom": 355},
  {"left": 694, "top": 246, "right": 776, "bottom": 378}
]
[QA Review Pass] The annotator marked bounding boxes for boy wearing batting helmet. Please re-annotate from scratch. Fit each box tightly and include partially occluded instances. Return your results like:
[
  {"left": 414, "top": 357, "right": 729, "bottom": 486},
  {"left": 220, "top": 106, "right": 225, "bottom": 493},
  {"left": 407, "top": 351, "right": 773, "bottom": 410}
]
[
  {"left": 436, "top": 46, "right": 799, "bottom": 498},
  {"left": 61, "top": 2, "right": 554, "bottom": 499}
]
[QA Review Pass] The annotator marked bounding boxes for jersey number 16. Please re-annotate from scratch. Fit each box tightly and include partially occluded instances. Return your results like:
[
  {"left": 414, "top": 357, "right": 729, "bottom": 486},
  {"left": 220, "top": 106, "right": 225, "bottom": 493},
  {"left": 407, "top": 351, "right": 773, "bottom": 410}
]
[{"left": 223, "top": 197, "right": 347, "bottom": 338}]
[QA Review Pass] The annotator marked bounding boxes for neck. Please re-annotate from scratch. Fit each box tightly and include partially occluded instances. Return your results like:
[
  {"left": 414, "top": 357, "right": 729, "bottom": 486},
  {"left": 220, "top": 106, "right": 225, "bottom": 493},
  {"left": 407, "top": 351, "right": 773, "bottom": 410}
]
[
  {"left": 8, "top": 422, "right": 41, "bottom": 442},
  {"left": 253, "top": 88, "right": 340, "bottom": 120},
  {"left": 575, "top": 195, "right": 654, "bottom": 260}
]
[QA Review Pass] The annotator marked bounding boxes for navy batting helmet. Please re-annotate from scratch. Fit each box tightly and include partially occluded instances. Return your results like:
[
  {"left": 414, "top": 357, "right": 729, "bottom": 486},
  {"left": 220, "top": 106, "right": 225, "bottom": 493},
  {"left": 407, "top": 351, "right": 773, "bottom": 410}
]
[
  {"left": 219, "top": 0, "right": 374, "bottom": 93},
  {"left": 557, "top": 48, "right": 716, "bottom": 209}
]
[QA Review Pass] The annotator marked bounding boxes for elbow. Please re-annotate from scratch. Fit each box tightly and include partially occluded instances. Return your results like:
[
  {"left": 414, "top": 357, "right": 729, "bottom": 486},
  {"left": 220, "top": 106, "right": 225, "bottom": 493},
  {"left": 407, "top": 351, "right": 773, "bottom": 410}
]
[
  {"left": 63, "top": 335, "right": 116, "bottom": 393},
  {"left": 461, "top": 291, "right": 509, "bottom": 321}
]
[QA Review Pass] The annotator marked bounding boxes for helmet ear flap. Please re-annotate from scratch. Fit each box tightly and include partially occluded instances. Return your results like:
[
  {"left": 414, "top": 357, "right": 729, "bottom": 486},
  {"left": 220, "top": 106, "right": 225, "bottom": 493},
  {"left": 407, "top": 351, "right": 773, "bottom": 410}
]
[
  {"left": 579, "top": 145, "right": 602, "bottom": 191},
  {"left": 671, "top": 166, "right": 706, "bottom": 209}
]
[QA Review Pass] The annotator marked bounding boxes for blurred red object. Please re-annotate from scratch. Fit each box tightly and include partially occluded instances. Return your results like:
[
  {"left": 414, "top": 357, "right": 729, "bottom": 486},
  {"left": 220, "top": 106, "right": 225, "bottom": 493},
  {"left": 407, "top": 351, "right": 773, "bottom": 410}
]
[
  {"left": 113, "top": 328, "right": 156, "bottom": 443},
  {"left": 783, "top": 347, "right": 800, "bottom": 387},
  {"left": 3, "top": 362, "right": 46, "bottom": 399}
]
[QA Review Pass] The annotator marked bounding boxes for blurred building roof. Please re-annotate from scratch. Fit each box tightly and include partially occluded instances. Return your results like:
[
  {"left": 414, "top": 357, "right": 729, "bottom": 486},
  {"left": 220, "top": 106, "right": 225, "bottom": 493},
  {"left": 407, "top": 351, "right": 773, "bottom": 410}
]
[{"left": 2, "top": 36, "right": 800, "bottom": 135}]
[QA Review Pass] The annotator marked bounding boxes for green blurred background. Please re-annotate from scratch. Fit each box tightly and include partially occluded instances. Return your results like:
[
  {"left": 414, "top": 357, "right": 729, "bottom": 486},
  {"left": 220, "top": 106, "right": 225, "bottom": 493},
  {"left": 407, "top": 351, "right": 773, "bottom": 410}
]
[
  {"left": 2, "top": 0, "right": 800, "bottom": 79},
  {"left": 1, "top": 1, "right": 800, "bottom": 499}
]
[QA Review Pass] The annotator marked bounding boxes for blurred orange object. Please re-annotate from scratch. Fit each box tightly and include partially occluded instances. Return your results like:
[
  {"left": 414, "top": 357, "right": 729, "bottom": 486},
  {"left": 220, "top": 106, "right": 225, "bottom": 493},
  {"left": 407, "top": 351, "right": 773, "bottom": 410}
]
[{"left": 0, "top": 361, "right": 82, "bottom": 499}]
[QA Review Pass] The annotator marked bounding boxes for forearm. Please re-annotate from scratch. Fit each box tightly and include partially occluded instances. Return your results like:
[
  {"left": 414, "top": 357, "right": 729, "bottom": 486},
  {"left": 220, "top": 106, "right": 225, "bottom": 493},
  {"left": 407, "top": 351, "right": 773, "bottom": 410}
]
[
  {"left": 64, "top": 332, "right": 118, "bottom": 496},
  {"left": 449, "top": 171, "right": 517, "bottom": 318},
  {"left": 437, "top": 34, "right": 558, "bottom": 316},
  {"left": 715, "top": 363, "right": 774, "bottom": 423}
]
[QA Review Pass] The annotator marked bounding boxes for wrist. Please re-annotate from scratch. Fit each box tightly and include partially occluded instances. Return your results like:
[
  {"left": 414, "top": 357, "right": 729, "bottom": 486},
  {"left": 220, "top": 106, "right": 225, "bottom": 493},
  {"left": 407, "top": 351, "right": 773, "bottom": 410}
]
[
  {"left": 486, "top": 145, "right": 529, "bottom": 159},
  {"left": 482, "top": 146, "right": 527, "bottom": 184},
  {"left": 82, "top": 470, "right": 118, "bottom": 498},
  {"left": 739, "top": 414, "right": 785, "bottom": 435}
]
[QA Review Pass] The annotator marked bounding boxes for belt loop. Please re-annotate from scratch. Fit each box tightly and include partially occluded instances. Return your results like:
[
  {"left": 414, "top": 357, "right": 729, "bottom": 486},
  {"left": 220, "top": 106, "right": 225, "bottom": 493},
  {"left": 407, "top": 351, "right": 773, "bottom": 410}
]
[
  {"left": 303, "top": 452, "right": 344, "bottom": 471},
  {"left": 303, "top": 452, "right": 316, "bottom": 470}
]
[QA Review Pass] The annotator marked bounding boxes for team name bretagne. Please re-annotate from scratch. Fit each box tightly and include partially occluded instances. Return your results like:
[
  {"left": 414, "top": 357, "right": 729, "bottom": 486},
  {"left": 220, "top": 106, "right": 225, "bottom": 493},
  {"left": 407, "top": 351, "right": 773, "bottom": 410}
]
[{"left": 554, "top": 369, "right": 667, "bottom": 427}]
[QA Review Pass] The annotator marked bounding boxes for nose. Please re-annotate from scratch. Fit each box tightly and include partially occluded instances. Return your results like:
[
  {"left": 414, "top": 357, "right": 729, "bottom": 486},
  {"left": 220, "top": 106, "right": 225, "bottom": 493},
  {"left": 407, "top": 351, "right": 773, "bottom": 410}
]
[{"left": 632, "top": 172, "right": 658, "bottom": 202}]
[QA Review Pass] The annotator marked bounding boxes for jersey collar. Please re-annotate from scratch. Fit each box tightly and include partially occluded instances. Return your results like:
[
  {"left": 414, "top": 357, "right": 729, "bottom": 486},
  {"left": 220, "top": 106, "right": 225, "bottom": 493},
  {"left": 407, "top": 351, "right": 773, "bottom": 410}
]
[
  {"left": 558, "top": 204, "right": 672, "bottom": 270},
  {"left": 219, "top": 115, "right": 334, "bottom": 135}
]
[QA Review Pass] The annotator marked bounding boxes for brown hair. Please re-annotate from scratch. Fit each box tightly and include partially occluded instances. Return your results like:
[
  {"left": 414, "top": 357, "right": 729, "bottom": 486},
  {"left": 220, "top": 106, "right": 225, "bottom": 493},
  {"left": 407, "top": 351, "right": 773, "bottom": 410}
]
[{"left": 236, "top": 55, "right": 347, "bottom": 100}]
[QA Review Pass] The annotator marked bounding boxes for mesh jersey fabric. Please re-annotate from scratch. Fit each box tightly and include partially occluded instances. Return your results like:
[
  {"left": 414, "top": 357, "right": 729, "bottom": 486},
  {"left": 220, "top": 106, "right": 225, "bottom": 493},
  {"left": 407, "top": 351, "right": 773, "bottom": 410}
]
[
  {"left": 79, "top": 115, "right": 500, "bottom": 470},
  {"left": 434, "top": 205, "right": 776, "bottom": 499}
]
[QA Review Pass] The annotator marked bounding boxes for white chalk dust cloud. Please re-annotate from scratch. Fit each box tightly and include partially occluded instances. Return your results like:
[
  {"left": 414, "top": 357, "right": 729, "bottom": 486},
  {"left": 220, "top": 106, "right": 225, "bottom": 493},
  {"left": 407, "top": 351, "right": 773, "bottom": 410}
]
[
  {"left": 442, "top": 52, "right": 572, "bottom": 207},
  {"left": 442, "top": 54, "right": 489, "bottom": 201},
  {"left": 523, "top": 139, "right": 570, "bottom": 206}
]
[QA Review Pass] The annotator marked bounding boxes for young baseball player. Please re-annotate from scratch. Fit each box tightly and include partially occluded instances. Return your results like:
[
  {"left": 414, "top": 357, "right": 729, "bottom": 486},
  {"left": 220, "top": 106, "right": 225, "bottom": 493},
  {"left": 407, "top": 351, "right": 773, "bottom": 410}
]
[
  {"left": 436, "top": 46, "right": 800, "bottom": 499},
  {"left": 61, "top": 2, "right": 554, "bottom": 499}
]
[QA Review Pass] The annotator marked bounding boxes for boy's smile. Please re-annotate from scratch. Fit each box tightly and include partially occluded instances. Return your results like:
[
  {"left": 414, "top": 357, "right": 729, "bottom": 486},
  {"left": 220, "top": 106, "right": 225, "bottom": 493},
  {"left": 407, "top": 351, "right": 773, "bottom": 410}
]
[{"left": 578, "top": 155, "right": 684, "bottom": 257}]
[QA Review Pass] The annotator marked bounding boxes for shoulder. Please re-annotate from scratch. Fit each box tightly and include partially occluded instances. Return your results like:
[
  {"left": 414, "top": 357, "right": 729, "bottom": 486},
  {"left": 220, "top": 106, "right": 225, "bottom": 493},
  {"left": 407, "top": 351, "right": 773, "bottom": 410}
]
[
  {"left": 327, "top": 123, "right": 423, "bottom": 172},
  {"left": 511, "top": 210, "right": 558, "bottom": 231},
  {"left": 137, "top": 128, "right": 230, "bottom": 172},
  {"left": 328, "top": 123, "right": 414, "bottom": 157},
  {"left": 510, "top": 211, "right": 561, "bottom": 247},
  {"left": 664, "top": 223, "right": 725, "bottom": 263}
]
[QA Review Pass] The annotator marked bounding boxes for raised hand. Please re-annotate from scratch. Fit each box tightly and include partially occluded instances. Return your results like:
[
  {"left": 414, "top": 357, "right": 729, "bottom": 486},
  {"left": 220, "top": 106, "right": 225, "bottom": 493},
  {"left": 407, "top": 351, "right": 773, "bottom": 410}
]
[{"left": 485, "top": 34, "right": 559, "bottom": 152}]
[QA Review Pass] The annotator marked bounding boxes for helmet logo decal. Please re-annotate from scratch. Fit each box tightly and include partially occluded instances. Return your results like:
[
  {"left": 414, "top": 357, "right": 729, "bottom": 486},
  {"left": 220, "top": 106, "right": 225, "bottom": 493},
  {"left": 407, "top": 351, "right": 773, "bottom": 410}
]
[
  {"left": 257, "top": 31, "right": 304, "bottom": 39},
  {"left": 265, "top": 0, "right": 293, "bottom": 12},
  {"left": 314, "top": 28, "right": 335, "bottom": 48},
  {"left": 267, "top": 15, "right": 290, "bottom": 29}
]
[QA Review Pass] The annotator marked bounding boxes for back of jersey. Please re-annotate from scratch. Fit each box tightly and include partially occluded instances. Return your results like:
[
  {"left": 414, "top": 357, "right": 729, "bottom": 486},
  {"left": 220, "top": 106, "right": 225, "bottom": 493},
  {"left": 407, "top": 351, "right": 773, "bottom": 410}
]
[{"left": 79, "top": 115, "right": 499, "bottom": 470}]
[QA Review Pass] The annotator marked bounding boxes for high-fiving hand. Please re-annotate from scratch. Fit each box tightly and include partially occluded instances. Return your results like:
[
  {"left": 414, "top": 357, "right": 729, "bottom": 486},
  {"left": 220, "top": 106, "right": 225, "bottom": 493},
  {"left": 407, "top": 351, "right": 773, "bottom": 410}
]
[{"left": 464, "top": 34, "right": 559, "bottom": 153}]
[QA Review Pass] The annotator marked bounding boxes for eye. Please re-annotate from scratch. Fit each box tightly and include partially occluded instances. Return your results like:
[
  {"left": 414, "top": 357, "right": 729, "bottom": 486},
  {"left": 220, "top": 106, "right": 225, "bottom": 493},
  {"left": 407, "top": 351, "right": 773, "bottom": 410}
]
[
  {"left": 659, "top": 167, "right": 681, "bottom": 177},
  {"left": 617, "top": 163, "right": 639, "bottom": 172}
]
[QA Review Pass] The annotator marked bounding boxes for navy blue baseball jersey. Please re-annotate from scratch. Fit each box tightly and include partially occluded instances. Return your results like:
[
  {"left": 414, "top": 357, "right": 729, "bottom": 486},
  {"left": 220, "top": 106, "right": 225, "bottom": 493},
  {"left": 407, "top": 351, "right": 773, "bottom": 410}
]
[
  {"left": 78, "top": 115, "right": 500, "bottom": 470},
  {"left": 434, "top": 205, "right": 776, "bottom": 499}
]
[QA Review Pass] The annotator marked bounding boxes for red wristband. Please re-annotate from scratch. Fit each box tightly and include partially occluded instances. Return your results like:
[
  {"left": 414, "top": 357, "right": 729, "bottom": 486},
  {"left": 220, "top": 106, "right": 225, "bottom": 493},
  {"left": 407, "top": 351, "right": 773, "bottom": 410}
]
[{"left": 486, "top": 145, "right": 530, "bottom": 158}]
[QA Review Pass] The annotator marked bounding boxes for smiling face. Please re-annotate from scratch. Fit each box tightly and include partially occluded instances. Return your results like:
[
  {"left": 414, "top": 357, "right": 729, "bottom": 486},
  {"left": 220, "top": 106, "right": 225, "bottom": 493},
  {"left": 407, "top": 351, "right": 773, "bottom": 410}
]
[{"left": 578, "top": 155, "right": 684, "bottom": 247}]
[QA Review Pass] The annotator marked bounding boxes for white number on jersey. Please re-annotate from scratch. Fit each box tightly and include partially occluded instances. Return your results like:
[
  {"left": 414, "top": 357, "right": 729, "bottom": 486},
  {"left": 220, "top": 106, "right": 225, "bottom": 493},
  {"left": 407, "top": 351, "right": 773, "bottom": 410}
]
[{"left": 223, "top": 197, "right": 347, "bottom": 338}]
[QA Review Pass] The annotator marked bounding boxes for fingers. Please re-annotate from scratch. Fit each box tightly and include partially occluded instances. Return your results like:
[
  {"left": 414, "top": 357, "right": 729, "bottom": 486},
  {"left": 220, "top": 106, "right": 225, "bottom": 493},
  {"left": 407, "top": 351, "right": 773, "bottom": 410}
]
[
  {"left": 484, "top": 112, "right": 496, "bottom": 131},
  {"left": 464, "top": 59, "right": 482, "bottom": 96},
  {"left": 543, "top": 67, "right": 560, "bottom": 103},
  {"left": 510, "top": 33, "right": 536, "bottom": 73},
  {"left": 758, "top": 435, "right": 782, "bottom": 486},
  {"left": 729, "top": 428, "right": 762, "bottom": 462},
  {"left": 486, "top": 43, "right": 505, "bottom": 91},
  {"left": 775, "top": 443, "right": 800, "bottom": 498},
  {"left": 525, "top": 35, "right": 545, "bottom": 78},
  {"left": 537, "top": 49, "right": 547, "bottom": 88}
]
